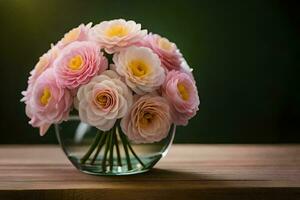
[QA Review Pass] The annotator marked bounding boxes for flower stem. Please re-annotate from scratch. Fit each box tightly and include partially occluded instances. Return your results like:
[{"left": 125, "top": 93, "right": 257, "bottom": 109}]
[
  {"left": 90, "top": 132, "right": 106, "bottom": 165},
  {"left": 117, "top": 126, "right": 132, "bottom": 170},
  {"left": 80, "top": 131, "right": 101, "bottom": 164},
  {"left": 109, "top": 130, "right": 114, "bottom": 171},
  {"left": 101, "top": 130, "right": 111, "bottom": 172},
  {"left": 113, "top": 130, "right": 122, "bottom": 166},
  {"left": 118, "top": 126, "right": 145, "bottom": 168},
  {"left": 126, "top": 141, "right": 145, "bottom": 168},
  {"left": 80, "top": 122, "right": 145, "bottom": 172}
]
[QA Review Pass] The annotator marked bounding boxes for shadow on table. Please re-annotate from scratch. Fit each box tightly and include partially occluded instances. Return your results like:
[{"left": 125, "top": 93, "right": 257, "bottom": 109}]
[
  {"left": 73, "top": 167, "right": 227, "bottom": 184},
  {"left": 125, "top": 168, "right": 215, "bottom": 181},
  {"left": 77, "top": 168, "right": 215, "bottom": 182}
]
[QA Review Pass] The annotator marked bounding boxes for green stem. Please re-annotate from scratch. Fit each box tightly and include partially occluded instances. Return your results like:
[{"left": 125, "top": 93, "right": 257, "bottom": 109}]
[
  {"left": 114, "top": 130, "right": 122, "bottom": 166},
  {"left": 126, "top": 141, "right": 145, "bottom": 168},
  {"left": 109, "top": 130, "right": 114, "bottom": 171},
  {"left": 117, "top": 126, "right": 132, "bottom": 170},
  {"left": 90, "top": 132, "right": 106, "bottom": 165},
  {"left": 118, "top": 126, "right": 145, "bottom": 168},
  {"left": 80, "top": 132, "right": 101, "bottom": 164},
  {"left": 101, "top": 130, "right": 111, "bottom": 172}
]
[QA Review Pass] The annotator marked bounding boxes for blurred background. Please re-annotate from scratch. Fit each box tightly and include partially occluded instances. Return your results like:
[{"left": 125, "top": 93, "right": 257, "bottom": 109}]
[{"left": 0, "top": 0, "right": 299, "bottom": 144}]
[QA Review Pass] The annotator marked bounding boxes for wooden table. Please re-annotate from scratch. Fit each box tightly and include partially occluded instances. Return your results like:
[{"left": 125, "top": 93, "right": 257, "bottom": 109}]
[{"left": 0, "top": 145, "right": 299, "bottom": 200}]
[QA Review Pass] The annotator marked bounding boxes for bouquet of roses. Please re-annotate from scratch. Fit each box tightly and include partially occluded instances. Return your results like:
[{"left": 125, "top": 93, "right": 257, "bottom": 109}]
[{"left": 21, "top": 19, "right": 200, "bottom": 172}]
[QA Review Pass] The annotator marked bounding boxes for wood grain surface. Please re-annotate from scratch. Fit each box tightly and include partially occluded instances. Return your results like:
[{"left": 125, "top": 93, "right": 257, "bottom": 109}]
[{"left": 0, "top": 144, "right": 299, "bottom": 200}]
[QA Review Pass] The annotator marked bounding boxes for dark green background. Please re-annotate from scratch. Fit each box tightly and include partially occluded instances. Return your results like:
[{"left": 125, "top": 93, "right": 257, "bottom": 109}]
[{"left": 0, "top": 0, "right": 299, "bottom": 144}]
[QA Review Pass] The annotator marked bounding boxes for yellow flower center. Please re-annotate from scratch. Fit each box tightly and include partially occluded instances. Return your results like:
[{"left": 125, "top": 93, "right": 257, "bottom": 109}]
[
  {"left": 40, "top": 88, "right": 51, "bottom": 106},
  {"left": 96, "top": 94, "right": 108, "bottom": 107},
  {"left": 140, "top": 112, "right": 154, "bottom": 127},
  {"left": 158, "top": 38, "right": 173, "bottom": 51},
  {"left": 68, "top": 55, "right": 83, "bottom": 70},
  {"left": 62, "top": 27, "right": 80, "bottom": 44},
  {"left": 129, "top": 60, "right": 149, "bottom": 77},
  {"left": 177, "top": 83, "right": 189, "bottom": 101},
  {"left": 105, "top": 25, "right": 128, "bottom": 38}
]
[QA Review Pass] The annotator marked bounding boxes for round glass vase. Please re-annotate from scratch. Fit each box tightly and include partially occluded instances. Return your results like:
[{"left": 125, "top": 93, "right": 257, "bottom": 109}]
[{"left": 55, "top": 116, "right": 175, "bottom": 176}]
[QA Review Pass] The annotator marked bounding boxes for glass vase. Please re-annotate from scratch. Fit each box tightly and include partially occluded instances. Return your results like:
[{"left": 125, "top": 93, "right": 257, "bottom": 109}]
[{"left": 55, "top": 115, "right": 175, "bottom": 176}]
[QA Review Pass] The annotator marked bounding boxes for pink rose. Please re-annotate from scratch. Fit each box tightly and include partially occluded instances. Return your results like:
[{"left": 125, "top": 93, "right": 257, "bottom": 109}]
[
  {"left": 138, "top": 33, "right": 182, "bottom": 71},
  {"left": 21, "top": 45, "right": 60, "bottom": 104},
  {"left": 113, "top": 46, "right": 165, "bottom": 94},
  {"left": 121, "top": 94, "right": 172, "bottom": 143},
  {"left": 24, "top": 68, "right": 73, "bottom": 136},
  {"left": 90, "top": 19, "right": 147, "bottom": 54},
  {"left": 77, "top": 70, "right": 133, "bottom": 131},
  {"left": 57, "top": 23, "right": 92, "bottom": 48},
  {"left": 162, "top": 70, "right": 200, "bottom": 126},
  {"left": 54, "top": 41, "right": 108, "bottom": 90}
]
